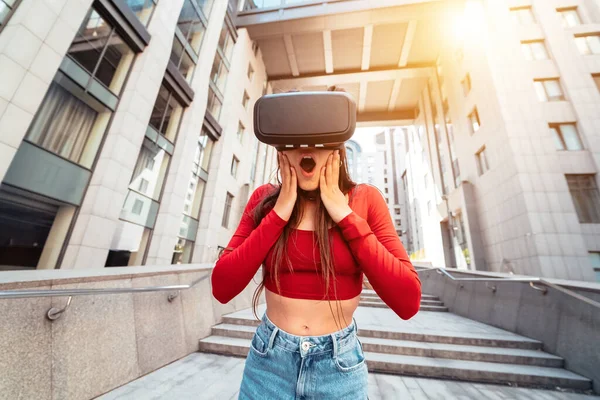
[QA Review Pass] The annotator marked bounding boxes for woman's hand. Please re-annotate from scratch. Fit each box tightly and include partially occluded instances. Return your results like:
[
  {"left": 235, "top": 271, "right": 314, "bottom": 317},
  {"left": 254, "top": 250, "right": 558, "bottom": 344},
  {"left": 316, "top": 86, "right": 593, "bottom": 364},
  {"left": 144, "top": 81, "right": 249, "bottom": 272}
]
[
  {"left": 273, "top": 153, "right": 297, "bottom": 222},
  {"left": 320, "top": 150, "right": 353, "bottom": 223}
]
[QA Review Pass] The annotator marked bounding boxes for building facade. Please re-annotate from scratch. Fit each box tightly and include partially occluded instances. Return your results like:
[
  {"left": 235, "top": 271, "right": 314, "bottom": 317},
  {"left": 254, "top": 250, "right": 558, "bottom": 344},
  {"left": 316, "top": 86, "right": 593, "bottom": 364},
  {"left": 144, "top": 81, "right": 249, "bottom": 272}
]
[
  {"left": 404, "top": 0, "right": 600, "bottom": 280},
  {"left": 0, "top": 0, "right": 276, "bottom": 270}
]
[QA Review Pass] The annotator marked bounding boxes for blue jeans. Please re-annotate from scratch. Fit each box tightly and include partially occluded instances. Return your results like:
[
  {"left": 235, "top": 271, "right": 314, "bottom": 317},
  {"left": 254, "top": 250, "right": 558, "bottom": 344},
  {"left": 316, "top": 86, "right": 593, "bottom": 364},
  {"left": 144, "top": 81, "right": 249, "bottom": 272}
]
[{"left": 239, "top": 313, "right": 368, "bottom": 400}]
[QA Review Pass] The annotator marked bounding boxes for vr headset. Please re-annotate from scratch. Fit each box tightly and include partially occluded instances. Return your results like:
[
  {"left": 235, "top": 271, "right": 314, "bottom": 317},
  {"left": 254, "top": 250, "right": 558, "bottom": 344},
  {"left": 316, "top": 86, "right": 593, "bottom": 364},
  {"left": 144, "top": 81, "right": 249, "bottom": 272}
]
[{"left": 253, "top": 91, "right": 357, "bottom": 150}]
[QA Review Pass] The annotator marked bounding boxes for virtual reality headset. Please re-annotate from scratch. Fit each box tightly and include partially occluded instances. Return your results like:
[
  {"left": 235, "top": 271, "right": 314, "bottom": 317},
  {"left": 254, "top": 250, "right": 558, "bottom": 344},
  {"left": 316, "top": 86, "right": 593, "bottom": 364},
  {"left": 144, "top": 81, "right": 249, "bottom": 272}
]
[{"left": 253, "top": 91, "right": 357, "bottom": 150}]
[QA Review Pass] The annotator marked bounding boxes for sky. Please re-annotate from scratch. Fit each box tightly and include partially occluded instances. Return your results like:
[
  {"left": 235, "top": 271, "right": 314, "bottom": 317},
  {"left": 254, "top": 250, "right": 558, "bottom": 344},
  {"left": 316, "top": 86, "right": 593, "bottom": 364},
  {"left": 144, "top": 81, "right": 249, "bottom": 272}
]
[{"left": 352, "top": 127, "right": 386, "bottom": 153}]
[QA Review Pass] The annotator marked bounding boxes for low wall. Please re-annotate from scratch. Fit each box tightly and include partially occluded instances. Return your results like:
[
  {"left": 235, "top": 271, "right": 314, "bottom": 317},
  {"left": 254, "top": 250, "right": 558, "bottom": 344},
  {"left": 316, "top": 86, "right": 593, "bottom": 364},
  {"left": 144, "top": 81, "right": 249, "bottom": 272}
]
[
  {"left": 0, "top": 264, "right": 260, "bottom": 400},
  {"left": 419, "top": 267, "right": 600, "bottom": 394}
]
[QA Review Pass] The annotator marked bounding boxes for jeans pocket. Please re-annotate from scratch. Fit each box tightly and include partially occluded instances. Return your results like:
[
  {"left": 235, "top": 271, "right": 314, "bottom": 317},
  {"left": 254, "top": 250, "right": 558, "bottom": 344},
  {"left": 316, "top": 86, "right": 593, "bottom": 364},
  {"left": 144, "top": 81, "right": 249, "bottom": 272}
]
[
  {"left": 334, "top": 336, "right": 366, "bottom": 373},
  {"left": 250, "top": 331, "right": 269, "bottom": 357}
]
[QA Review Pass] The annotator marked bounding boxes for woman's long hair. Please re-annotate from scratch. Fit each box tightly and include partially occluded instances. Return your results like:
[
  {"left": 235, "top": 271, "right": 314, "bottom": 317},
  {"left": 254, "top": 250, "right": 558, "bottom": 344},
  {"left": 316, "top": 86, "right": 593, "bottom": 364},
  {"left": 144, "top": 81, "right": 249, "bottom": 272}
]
[{"left": 250, "top": 145, "right": 357, "bottom": 330}]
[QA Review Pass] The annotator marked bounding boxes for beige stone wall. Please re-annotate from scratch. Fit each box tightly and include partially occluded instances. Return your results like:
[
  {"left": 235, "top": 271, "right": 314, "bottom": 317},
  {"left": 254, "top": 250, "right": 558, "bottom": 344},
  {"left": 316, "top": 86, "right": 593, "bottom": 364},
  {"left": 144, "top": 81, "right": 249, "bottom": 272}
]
[{"left": 0, "top": 264, "right": 260, "bottom": 399}]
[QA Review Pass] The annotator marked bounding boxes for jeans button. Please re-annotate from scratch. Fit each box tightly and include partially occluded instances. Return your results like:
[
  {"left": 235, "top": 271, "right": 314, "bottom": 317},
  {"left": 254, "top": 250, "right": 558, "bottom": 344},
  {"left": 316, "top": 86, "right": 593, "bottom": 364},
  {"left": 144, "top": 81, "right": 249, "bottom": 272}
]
[{"left": 301, "top": 341, "right": 310, "bottom": 351}]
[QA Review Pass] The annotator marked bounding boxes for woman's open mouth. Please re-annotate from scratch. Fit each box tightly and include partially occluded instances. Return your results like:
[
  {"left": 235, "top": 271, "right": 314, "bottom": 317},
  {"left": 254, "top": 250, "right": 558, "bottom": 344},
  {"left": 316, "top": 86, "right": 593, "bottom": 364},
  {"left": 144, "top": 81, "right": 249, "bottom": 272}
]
[{"left": 299, "top": 155, "right": 316, "bottom": 173}]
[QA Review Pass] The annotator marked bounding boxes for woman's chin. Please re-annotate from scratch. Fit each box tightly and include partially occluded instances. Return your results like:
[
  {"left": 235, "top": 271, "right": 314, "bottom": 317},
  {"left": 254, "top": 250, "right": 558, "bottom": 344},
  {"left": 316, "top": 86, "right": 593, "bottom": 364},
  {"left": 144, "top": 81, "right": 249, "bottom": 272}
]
[{"left": 298, "top": 180, "right": 319, "bottom": 192}]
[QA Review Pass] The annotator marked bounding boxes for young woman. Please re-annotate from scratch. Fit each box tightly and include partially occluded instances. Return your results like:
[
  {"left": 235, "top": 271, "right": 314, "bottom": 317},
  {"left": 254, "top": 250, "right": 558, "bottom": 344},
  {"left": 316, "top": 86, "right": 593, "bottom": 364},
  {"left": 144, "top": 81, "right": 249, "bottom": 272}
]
[{"left": 212, "top": 138, "right": 421, "bottom": 399}]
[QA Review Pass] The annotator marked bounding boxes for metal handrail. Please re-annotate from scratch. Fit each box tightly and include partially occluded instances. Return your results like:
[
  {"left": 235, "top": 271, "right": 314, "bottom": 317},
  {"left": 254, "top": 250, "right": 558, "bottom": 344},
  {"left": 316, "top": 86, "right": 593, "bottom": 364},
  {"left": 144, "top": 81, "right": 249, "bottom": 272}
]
[
  {"left": 0, "top": 273, "right": 211, "bottom": 300},
  {"left": 417, "top": 267, "right": 600, "bottom": 309}
]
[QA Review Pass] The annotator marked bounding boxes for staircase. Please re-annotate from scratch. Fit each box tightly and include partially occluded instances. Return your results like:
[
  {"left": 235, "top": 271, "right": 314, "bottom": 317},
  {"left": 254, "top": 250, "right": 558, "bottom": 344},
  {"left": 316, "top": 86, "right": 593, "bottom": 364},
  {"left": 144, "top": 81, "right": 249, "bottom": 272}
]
[
  {"left": 360, "top": 289, "right": 449, "bottom": 312},
  {"left": 199, "top": 299, "right": 593, "bottom": 392}
]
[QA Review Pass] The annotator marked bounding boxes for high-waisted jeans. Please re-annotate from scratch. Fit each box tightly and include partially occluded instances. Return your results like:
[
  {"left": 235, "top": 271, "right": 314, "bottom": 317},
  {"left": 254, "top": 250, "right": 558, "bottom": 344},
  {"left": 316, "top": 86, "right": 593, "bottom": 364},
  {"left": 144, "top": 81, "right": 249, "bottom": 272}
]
[{"left": 238, "top": 313, "right": 368, "bottom": 400}]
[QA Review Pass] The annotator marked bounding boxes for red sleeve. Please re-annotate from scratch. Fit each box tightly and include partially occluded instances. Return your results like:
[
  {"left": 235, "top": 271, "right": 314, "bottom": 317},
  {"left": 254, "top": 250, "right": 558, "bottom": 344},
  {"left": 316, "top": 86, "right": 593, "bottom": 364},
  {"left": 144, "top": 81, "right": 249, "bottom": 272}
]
[
  {"left": 337, "top": 185, "right": 421, "bottom": 319},
  {"left": 211, "top": 184, "right": 287, "bottom": 304}
]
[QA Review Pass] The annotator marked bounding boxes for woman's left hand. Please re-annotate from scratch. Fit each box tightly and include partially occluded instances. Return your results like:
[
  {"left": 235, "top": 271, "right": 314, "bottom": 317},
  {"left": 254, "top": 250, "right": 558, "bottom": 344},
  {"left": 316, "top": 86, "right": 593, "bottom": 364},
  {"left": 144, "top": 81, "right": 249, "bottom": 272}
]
[{"left": 320, "top": 150, "right": 353, "bottom": 223}]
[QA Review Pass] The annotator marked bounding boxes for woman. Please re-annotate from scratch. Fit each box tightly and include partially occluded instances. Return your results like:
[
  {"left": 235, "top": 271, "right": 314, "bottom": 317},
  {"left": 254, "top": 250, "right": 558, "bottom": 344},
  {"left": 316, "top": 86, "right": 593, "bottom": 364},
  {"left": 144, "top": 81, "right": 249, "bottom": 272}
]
[{"left": 211, "top": 120, "right": 421, "bottom": 399}]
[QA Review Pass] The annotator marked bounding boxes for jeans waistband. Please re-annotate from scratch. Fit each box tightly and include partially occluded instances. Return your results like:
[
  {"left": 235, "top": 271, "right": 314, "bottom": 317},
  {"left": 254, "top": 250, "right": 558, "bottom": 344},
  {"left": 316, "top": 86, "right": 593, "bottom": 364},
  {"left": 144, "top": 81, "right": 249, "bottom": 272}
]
[{"left": 257, "top": 312, "right": 358, "bottom": 357}]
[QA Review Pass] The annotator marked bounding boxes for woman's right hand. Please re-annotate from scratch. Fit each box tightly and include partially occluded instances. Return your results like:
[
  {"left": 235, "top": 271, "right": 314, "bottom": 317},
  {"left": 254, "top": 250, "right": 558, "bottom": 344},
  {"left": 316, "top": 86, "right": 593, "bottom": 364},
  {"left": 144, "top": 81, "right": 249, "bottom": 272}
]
[{"left": 273, "top": 153, "right": 297, "bottom": 222}]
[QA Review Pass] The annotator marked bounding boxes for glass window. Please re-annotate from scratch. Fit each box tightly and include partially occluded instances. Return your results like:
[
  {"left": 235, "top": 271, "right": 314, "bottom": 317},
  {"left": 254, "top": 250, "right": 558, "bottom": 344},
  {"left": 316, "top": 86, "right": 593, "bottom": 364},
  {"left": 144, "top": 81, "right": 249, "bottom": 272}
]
[
  {"left": 461, "top": 73, "right": 471, "bottom": 96},
  {"left": 549, "top": 123, "right": 583, "bottom": 151},
  {"left": 124, "top": 0, "right": 157, "bottom": 26},
  {"left": 231, "top": 156, "right": 239, "bottom": 178},
  {"left": 149, "top": 84, "right": 184, "bottom": 142},
  {"left": 170, "top": 36, "right": 196, "bottom": 81},
  {"left": 26, "top": 82, "right": 104, "bottom": 167},
  {"left": 237, "top": 122, "right": 245, "bottom": 142},
  {"left": 177, "top": 0, "right": 206, "bottom": 55},
  {"left": 510, "top": 6, "right": 536, "bottom": 25},
  {"left": 196, "top": 0, "right": 214, "bottom": 17},
  {"left": 129, "top": 138, "right": 171, "bottom": 200},
  {"left": 248, "top": 64, "right": 254, "bottom": 81},
  {"left": 468, "top": 108, "right": 480, "bottom": 134},
  {"left": 242, "top": 91, "right": 250, "bottom": 109},
  {"left": 521, "top": 41, "right": 550, "bottom": 61},
  {"left": 575, "top": 34, "right": 600, "bottom": 55},
  {"left": 534, "top": 79, "right": 565, "bottom": 102},
  {"left": 250, "top": 140, "right": 260, "bottom": 181},
  {"left": 210, "top": 51, "right": 229, "bottom": 93},
  {"left": 476, "top": 147, "right": 489, "bottom": 176},
  {"left": 196, "top": 128, "right": 214, "bottom": 172},
  {"left": 218, "top": 23, "right": 235, "bottom": 62},
  {"left": 222, "top": 192, "right": 234, "bottom": 228},
  {"left": 207, "top": 86, "right": 222, "bottom": 120},
  {"left": 172, "top": 238, "right": 194, "bottom": 264},
  {"left": 593, "top": 74, "right": 600, "bottom": 92},
  {"left": 566, "top": 175, "right": 600, "bottom": 223},
  {"left": 68, "top": 8, "right": 134, "bottom": 94},
  {"left": 0, "top": 0, "right": 19, "bottom": 28},
  {"left": 558, "top": 8, "right": 581, "bottom": 27}
]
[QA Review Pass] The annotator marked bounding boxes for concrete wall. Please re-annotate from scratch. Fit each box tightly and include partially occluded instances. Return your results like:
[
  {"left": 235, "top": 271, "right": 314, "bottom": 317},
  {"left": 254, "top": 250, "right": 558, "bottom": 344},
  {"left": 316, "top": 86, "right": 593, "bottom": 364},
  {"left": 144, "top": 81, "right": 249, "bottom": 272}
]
[
  {"left": 0, "top": 265, "right": 259, "bottom": 399},
  {"left": 420, "top": 267, "right": 600, "bottom": 394}
]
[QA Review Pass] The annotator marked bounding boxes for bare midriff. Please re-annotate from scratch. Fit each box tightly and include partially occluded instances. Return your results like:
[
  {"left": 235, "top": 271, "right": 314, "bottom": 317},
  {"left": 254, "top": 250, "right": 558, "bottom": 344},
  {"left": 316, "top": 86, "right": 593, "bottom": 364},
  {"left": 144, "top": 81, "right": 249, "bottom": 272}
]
[{"left": 265, "top": 289, "right": 360, "bottom": 336}]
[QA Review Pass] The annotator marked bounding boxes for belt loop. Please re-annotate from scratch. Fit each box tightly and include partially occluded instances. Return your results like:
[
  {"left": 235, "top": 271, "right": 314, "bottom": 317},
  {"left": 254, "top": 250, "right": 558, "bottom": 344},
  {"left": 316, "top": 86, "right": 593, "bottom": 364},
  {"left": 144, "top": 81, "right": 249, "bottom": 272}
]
[
  {"left": 268, "top": 326, "right": 279, "bottom": 351},
  {"left": 331, "top": 333, "right": 338, "bottom": 359}
]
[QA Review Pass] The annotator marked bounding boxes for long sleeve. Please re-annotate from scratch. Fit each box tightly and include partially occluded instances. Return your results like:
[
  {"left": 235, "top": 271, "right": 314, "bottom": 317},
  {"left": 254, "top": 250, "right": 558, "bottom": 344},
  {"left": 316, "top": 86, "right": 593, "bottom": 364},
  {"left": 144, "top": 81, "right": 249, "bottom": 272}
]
[
  {"left": 211, "top": 184, "right": 287, "bottom": 304},
  {"left": 337, "top": 185, "right": 421, "bottom": 319}
]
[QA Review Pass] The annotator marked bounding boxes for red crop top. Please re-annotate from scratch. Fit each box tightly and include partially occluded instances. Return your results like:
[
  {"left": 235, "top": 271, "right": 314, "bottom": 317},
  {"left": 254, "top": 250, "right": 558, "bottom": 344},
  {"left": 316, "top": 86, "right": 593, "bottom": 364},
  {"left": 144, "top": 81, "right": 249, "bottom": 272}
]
[{"left": 211, "top": 183, "right": 421, "bottom": 320}]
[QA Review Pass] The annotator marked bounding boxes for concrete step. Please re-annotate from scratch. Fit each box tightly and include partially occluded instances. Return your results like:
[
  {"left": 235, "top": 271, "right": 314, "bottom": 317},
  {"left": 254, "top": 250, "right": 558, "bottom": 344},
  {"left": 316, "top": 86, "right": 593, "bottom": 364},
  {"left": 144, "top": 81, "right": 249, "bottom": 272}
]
[
  {"left": 198, "top": 336, "right": 590, "bottom": 390},
  {"left": 209, "top": 324, "right": 562, "bottom": 368},
  {"left": 359, "top": 301, "right": 449, "bottom": 312},
  {"left": 217, "top": 319, "right": 543, "bottom": 350},
  {"left": 358, "top": 337, "right": 563, "bottom": 367}
]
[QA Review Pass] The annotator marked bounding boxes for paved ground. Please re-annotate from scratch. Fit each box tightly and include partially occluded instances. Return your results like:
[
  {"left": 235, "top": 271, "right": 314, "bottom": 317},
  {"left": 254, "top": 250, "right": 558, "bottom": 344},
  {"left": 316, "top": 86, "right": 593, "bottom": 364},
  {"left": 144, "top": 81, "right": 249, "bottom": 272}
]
[{"left": 99, "top": 352, "right": 598, "bottom": 400}]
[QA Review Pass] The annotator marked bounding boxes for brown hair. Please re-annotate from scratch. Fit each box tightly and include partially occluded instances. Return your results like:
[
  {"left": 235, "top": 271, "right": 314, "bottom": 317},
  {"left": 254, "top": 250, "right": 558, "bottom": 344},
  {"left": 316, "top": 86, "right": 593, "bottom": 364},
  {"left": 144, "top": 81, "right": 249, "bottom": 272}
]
[{"left": 250, "top": 144, "right": 356, "bottom": 330}]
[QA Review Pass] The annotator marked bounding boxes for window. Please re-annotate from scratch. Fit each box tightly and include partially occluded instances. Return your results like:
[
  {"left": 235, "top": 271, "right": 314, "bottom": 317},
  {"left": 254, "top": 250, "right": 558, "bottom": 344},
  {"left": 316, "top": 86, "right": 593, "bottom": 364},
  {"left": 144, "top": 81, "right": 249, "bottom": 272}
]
[
  {"left": 248, "top": 64, "right": 254, "bottom": 81},
  {"left": 170, "top": 36, "right": 196, "bottom": 81},
  {"left": 395, "top": 207, "right": 400, "bottom": 215},
  {"left": 68, "top": 8, "right": 135, "bottom": 94},
  {"left": 590, "top": 252, "right": 600, "bottom": 282},
  {"left": 252, "top": 41, "right": 259, "bottom": 56},
  {"left": 427, "top": 201, "right": 432, "bottom": 216},
  {"left": 593, "top": 74, "right": 600, "bottom": 92},
  {"left": 384, "top": 188, "right": 389, "bottom": 194},
  {"left": 521, "top": 40, "right": 550, "bottom": 61},
  {"left": 534, "top": 79, "right": 565, "bottom": 102},
  {"left": 196, "top": 127, "right": 214, "bottom": 172},
  {"left": 210, "top": 51, "right": 229, "bottom": 93},
  {"left": 384, "top": 177, "right": 388, "bottom": 184},
  {"left": 242, "top": 91, "right": 250, "bottom": 109},
  {"left": 129, "top": 138, "right": 171, "bottom": 200},
  {"left": 131, "top": 199, "right": 143, "bottom": 215},
  {"left": 207, "top": 86, "right": 223, "bottom": 119},
  {"left": 510, "top": 6, "right": 536, "bottom": 24},
  {"left": 250, "top": 140, "right": 260, "bottom": 182},
  {"left": 218, "top": 22, "right": 235, "bottom": 62},
  {"left": 558, "top": 7, "right": 581, "bottom": 27},
  {"left": 124, "top": 0, "right": 158, "bottom": 26},
  {"left": 549, "top": 123, "right": 583, "bottom": 150},
  {"left": 575, "top": 34, "right": 600, "bottom": 55},
  {"left": 26, "top": 82, "right": 99, "bottom": 166},
  {"left": 172, "top": 238, "right": 194, "bottom": 265},
  {"left": 476, "top": 146, "right": 490, "bottom": 176},
  {"left": 237, "top": 122, "right": 245, "bottom": 142},
  {"left": 231, "top": 156, "right": 239, "bottom": 178},
  {"left": 566, "top": 175, "right": 600, "bottom": 223},
  {"left": 395, "top": 220, "right": 401, "bottom": 227},
  {"left": 468, "top": 108, "right": 480, "bottom": 134},
  {"left": 461, "top": 73, "right": 471, "bottom": 96},
  {"left": 175, "top": 0, "right": 207, "bottom": 55},
  {"left": 222, "top": 192, "right": 234, "bottom": 228},
  {"left": 149, "top": 84, "right": 185, "bottom": 142}
]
